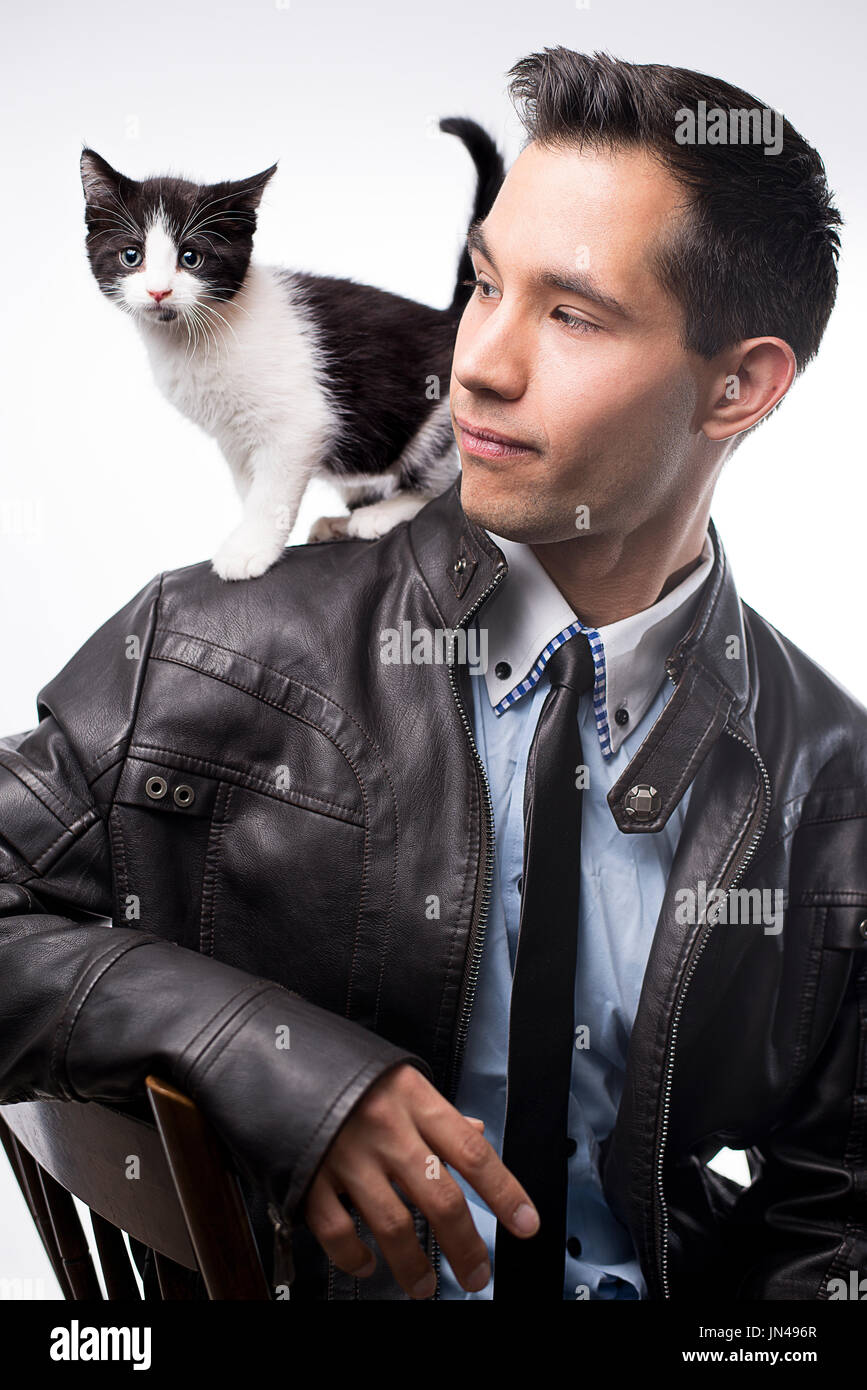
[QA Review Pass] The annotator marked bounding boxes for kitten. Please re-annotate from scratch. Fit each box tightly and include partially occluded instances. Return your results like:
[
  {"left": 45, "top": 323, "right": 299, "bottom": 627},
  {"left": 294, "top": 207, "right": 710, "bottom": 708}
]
[{"left": 80, "top": 120, "right": 505, "bottom": 579}]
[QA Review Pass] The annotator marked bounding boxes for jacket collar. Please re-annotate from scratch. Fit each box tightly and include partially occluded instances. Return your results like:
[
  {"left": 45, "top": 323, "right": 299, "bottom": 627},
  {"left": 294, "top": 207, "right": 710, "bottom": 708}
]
[{"left": 410, "top": 477, "right": 756, "bottom": 832}]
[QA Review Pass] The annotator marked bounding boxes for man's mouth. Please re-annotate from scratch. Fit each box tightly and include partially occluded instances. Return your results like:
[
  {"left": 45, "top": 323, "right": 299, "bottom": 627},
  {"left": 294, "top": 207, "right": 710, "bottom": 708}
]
[{"left": 455, "top": 415, "right": 536, "bottom": 460}]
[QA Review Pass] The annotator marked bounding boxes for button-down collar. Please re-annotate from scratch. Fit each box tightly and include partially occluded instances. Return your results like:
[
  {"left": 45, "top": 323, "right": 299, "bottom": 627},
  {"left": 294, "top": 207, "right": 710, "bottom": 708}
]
[{"left": 479, "top": 530, "right": 715, "bottom": 757}]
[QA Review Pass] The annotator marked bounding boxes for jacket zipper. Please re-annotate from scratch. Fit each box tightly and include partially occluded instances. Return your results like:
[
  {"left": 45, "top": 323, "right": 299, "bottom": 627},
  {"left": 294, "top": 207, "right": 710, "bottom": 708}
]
[
  {"left": 431, "top": 560, "right": 506, "bottom": 1298},
  {"left": 652, "top": 679, "right": 772, "bottom": 1300}
]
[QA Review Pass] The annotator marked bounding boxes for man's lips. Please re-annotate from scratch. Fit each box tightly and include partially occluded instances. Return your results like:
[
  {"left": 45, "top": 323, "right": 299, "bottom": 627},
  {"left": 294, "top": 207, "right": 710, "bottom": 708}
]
[{"left": 455, "top": 416, "right": 537, "bottom": 459}]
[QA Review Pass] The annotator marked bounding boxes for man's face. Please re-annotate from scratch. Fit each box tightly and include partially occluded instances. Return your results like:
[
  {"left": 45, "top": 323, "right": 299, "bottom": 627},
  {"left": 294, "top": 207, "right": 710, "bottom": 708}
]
[{"left": 451, "top": 140, "right": 711, "bottom": 543}]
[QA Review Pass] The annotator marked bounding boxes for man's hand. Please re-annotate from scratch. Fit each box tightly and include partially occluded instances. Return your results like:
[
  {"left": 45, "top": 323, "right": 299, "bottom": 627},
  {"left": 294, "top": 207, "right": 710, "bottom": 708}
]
[{"left": 302, "top": 1061, "right": 539, "bottom": 1298}]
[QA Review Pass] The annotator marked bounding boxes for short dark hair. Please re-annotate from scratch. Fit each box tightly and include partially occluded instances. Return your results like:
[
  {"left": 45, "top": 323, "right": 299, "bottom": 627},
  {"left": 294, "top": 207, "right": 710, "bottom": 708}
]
[{"left": 506, "top": 48, "right": 842, "bottom": 432}]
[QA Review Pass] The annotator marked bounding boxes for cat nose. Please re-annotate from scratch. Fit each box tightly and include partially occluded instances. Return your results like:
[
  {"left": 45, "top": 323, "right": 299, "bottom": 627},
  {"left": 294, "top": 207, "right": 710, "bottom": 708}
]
[{"left": 148, "top": 289, "right": 172, "bottom": 303}]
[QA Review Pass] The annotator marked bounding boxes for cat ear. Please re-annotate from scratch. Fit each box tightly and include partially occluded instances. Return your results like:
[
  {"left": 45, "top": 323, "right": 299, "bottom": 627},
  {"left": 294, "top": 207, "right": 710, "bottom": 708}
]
[
  {"left": 209, "top": 163, "right": 279, "bottom": 216},
  {"left": 80, "top": 147, "right": 128, "bottom": 204},
  {"left": 235, "top": 163, "right": 279, "bottom": 211}
]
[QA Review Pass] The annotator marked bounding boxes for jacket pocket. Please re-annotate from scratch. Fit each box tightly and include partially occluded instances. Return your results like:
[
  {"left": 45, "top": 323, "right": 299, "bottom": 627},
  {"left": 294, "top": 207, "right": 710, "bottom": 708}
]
[
  {"left": 111, "top": 754, "right": 367, "bottom": 1014},
  {"left": 201, "top": 782, "right": 366, "bottom": 1014},
  {"left": 110, "top": 756, "right": 221, "bottom": 951}
]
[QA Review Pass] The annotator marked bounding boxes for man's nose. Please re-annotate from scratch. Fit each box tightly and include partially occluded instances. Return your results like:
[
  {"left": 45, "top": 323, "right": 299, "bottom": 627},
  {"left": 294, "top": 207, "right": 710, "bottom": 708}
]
[
  {"left": 453, "top": 318, "right": 529, "bottom": 399},
  {"left": 148, "top": 289, "right": 172, "bottom": 303}
]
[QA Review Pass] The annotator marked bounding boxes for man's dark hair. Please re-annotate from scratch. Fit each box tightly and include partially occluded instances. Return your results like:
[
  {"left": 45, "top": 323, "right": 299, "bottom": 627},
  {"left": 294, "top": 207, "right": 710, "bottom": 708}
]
[{"left": 506, "top": 48, "right": 842, "bottom": 433}]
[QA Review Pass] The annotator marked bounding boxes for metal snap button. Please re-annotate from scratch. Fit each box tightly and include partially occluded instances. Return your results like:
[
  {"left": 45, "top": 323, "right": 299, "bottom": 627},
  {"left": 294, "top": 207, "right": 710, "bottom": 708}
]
[
  {"left": 173, "top": 784, "right": 196, "bottom": 808},
  {"left": 624, "top": 784, "right": 661, "bottom": 820},
  {"left": 453, "top": 556, "right": 467, "bottom": 574},
  {"left": 145, "top": 776, "right": 168, "bottom": 800},
  {"left": 858, "top": 918, "right": 867, "bottom": 941}
]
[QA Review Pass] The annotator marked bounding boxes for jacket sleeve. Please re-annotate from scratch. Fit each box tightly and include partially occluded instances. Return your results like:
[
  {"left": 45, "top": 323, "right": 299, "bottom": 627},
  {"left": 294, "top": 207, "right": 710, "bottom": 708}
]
[
  {"left": 0, "top": 573, "right": 433, "bottom": 1226},
  {"left": 721, "top": 941, "right": 867, "bottom": 1299}
]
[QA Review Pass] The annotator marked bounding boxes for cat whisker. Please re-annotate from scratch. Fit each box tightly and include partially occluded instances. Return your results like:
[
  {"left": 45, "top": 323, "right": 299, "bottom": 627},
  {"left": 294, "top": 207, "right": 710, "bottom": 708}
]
[
  {"left": 87, "top": 224, "right": 143, "bottom": 247},
  {"left": 197, "top": 300, "right": 237, "bottom": 350},
  {"left": 103, "top": 196, "right": 141, "bottom": 241},
  {"left": 182, "top": 305, "right": 203, "bottom": 362},
  {"left": 201, "top": 287, "right": 254, "bottom": 322},
  {"left": 193, "top": 234, "right": 222, "bottom": 256},
  {"left": 181, "top": 217, "right": 245, "bottom": 243},
  {"left": 188, "top": 302, "right": 224, "bottom": 363},
  {"left": 188, "top": 305, "right": 209, "bottom": 360},
  {"left": 178, "top": 186, "right": 262, "bottom": 242},
  {"left": 86, "top": 202, "right": 141, "bottom": 241}
]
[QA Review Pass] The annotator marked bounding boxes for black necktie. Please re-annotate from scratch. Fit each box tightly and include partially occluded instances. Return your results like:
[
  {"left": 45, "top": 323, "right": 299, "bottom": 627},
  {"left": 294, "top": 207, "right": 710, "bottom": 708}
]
[{"left": 493, "top": 630, "right": 596, "bottom": 1301}]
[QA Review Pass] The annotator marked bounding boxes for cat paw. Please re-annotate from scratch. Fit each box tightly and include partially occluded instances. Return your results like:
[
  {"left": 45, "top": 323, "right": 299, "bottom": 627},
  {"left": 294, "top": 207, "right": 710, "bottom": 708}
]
[
  {"left": 345, "top": 500, "right": 422, "bottom": 540},
  {"left": 308, "top": 515, "right": 350, "bottom": 542},
  {"left": 211, "top": 524, "right": 288, "bottom": 580}
]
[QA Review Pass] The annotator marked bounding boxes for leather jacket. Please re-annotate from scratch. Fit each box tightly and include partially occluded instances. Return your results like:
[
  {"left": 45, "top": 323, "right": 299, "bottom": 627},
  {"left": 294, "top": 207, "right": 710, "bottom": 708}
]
[{"left": 1, "top": 478, "right": 866, "bottom": 1301}]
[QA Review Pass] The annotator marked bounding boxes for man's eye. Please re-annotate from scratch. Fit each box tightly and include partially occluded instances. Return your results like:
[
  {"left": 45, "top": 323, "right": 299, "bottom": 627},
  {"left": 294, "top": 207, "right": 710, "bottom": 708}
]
[
  {"left": 461, "top": 276, "right": 498, "bottom": 300},
  {"left": 180, "top": 248, "right": 204, "bottom": 269},
  {"left": 462, "top": 277, "right": 600, "bottom": 334},
  {"left": 119, "top": 248, "right": 143, "bottom": 268},
  {"left": 553, "top": 309, "right": 601, "bottom": 334}
]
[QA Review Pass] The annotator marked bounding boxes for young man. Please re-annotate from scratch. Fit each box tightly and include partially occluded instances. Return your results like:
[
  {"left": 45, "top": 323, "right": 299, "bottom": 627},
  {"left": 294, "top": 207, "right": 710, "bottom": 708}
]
[{"left": 1, "top": 49, "right": 864, "bottom": 1302}]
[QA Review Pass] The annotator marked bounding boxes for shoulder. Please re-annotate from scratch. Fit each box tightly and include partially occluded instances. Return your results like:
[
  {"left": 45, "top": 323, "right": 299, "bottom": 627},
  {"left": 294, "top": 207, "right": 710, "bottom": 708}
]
[
  {"left": 742, "top": 600, "right": 867, "bottom": 795},
  {"left": 157, "top": 532, "right": 411, "bottom": 644},
  {"left": 743, "top": 600, "right": 867, "bottom": 727}
]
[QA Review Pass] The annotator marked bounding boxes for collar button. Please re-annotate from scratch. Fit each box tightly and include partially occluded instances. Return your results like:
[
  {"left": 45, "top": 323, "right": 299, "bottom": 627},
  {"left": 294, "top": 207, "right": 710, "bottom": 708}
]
[{"left": 495, "top": 661, "right": 512, "bottom": 681}]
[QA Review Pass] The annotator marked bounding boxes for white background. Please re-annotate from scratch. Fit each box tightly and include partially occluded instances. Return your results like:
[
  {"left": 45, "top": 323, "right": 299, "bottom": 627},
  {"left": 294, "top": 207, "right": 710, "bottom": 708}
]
[{"left": 1, "top": 0, "right": 864, "bottom": 1294}]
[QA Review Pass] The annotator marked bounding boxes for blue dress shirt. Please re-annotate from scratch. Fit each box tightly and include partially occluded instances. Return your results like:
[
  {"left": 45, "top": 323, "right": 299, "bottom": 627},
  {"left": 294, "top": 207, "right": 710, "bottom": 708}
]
[{"left": 438, "top": 530, "right": 714, "bottom": 1300}]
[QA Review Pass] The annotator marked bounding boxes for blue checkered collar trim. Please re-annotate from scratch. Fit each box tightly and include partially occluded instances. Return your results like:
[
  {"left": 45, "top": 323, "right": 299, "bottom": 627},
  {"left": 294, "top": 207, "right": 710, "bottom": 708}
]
[
  {"left": 479, "top": 530, "right": 715, "bottom": 759},
  {"left": 493, "top": 621, "right": 612, "bottom": 754}
]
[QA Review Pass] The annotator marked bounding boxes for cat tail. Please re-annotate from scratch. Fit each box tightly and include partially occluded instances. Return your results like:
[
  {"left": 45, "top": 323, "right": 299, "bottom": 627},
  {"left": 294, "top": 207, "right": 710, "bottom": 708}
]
[{"left": 438, "top": 117, "right": 507, "bottom": 316}]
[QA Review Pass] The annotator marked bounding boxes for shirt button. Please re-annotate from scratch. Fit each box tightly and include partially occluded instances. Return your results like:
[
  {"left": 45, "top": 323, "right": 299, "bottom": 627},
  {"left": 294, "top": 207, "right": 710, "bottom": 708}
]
[
  {"left": 615, "top": 707, "right": 629, "bottom": 726},
  {"left": 495, "top": 661, "right": 512, "bottom": 681},
  {"left": 565, "top": 1137, "right": 577, "bottom": 1157},
  {"left": 567, "top": 1236, "right": 583, "bottom": 1258},
  {"left": 516, "top": 875, "right": 523, "bottom": 895}
]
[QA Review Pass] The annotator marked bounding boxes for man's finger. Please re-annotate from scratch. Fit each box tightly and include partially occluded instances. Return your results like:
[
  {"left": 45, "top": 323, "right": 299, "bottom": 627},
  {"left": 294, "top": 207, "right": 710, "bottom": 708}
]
[
  {"left": 389, "top": 1141, "right": 492, "bottom": 1294},
  {"left": 304, "top": 1175, "right": 377, "bottom": 1279},
  {"left": 345, "top": 1164, "right": 439, "bottom": 1300},
  {"left": 421, "top": 1109, "right": 539, "bottom": 1238}
]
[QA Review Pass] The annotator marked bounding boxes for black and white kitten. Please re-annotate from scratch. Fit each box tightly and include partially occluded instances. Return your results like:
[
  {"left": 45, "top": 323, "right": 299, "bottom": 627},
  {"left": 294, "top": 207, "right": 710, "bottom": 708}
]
[{"left": 80, "top": 120, "right": 504, "bottom": 579}]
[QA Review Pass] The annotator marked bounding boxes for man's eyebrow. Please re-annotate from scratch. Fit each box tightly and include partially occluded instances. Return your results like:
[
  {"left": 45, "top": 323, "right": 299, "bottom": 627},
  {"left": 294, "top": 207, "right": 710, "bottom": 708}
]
[{"left": 465, "top": 218, "right": 635, "bottom": 322}]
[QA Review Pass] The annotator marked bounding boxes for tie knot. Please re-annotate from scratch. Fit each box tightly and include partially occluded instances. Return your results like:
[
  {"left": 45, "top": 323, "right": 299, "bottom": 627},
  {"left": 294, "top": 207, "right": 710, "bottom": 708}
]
[{"left": 545, "top": 631, "right": 595, "bottom": 696}]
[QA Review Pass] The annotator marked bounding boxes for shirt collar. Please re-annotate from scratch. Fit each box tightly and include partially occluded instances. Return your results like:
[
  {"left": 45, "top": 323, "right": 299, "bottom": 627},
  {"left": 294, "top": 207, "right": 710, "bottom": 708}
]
[{"left": 479, "top": 530, "right": 715, "bottom": 757}]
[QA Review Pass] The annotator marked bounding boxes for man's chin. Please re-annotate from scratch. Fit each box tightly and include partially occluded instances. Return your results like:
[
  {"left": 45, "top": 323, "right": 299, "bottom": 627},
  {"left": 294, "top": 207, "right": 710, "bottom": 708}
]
[{"left": 459, "top": 470, "right": 567, "bottom": 544}]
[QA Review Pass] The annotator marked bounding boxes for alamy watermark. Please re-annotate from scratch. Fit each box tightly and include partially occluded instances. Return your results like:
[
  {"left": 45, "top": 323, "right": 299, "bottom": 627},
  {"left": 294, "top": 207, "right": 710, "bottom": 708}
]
[
  {"left": 379, "top": 621, "right": 488, "bottom": 674},
  {"left": 50, "top": 1320, "right": 151, "bottom": 1370},
  {"left": 675, "top": 880, "right": 783, "bottom": 935},
  {"left": 675, "top": 101, "right": 783, "bottom": 157}
]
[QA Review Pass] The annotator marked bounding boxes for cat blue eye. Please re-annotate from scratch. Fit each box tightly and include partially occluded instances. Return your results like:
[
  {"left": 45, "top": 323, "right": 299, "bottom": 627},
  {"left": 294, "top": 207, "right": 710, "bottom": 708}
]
[
  {"left": 180, "top": 249, "right": 203, "bottom": 269},
  {"left": 119, "top": 248, "right": 143, "bottom": 268}
]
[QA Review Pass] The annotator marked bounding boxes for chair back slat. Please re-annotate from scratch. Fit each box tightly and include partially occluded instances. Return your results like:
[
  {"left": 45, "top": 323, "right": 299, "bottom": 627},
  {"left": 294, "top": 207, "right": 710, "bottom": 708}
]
[
  {"left": 154, "top": 1250, "right": 205, "bottom": 1299},
  {"left": 3, "top": 1130, "right": 72, "bottom": 1296},
  {"left": 0, "top": 1078, "right": 271, "bottom": 1301},
  {"left": 37, "top": 1167, "right": 102, "bottom": 1299},
  {"left": 147, "top": 1076, "right": 271, "bottom": 1299},
  {"left": 1, "top": 1095, "right": 196, "bottom": 1268},
  {"left": 89, "top": 1211, "right": 142, "bottom": 1300}
]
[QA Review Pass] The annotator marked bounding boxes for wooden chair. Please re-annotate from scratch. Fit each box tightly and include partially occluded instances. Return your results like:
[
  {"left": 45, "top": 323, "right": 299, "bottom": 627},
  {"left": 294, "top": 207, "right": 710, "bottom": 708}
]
[{"left": 0, "top": 1075, "right": 271, "bottom": 1300}]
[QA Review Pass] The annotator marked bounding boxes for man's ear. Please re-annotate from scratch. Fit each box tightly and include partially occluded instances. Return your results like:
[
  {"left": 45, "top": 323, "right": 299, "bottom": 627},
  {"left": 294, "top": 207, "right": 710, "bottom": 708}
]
[{"left": 701, "top": 337, "right": 797, "bottom": 442}]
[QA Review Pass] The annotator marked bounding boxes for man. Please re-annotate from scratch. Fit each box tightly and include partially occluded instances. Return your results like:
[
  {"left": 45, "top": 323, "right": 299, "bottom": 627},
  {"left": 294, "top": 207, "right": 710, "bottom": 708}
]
[{"left": 1, "top": 48, "right": 865, "bottom": 1302}]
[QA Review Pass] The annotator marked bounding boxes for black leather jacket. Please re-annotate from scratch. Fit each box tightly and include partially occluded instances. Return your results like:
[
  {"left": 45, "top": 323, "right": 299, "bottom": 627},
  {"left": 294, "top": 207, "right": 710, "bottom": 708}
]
[{"left": 2, "top": 479, "right": 866, "bottom": 1300}]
